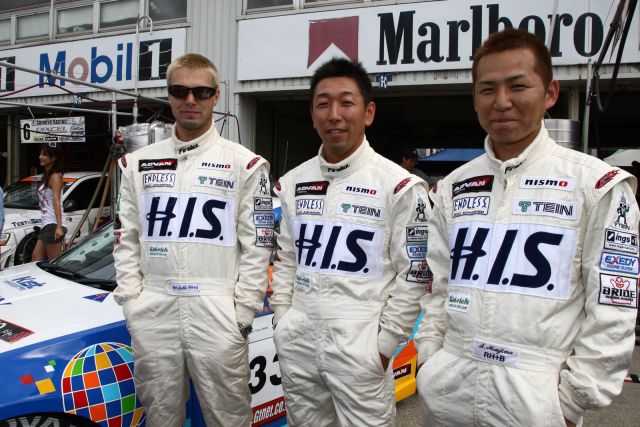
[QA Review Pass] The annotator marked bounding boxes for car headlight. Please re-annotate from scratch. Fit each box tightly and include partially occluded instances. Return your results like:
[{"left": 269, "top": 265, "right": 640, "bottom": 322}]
[{"left": 0, "top": 233, "right": 12, "bottom": 246}]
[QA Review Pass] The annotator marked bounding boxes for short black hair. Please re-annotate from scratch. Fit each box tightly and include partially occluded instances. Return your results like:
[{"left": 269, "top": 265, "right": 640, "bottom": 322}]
[
  {"left": 310, "top": 57, "right": 373, "bottom": 106},
  {"left": 472, "top": 28, "right": 553, "bottom": 88}
]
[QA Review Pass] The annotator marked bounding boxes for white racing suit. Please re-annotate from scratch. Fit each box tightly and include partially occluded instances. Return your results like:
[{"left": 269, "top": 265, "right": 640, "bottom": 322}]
[
  {"left": 272, "top": 139, "right": 431, "bottom": 426},
  {"left": 415, "top": 124, "right": 639, "bottom": 426},
  {"left": 113, "top": 123, "right": 273, "bottom": 426}
]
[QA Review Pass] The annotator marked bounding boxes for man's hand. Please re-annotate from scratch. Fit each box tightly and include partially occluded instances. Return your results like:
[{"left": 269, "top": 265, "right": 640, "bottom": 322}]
[
  {"left": 565, "top": 418, "right": 576, "bottom": 427},
  {"left": 379, "top": 353, "right": 390, "bottom": 372}
]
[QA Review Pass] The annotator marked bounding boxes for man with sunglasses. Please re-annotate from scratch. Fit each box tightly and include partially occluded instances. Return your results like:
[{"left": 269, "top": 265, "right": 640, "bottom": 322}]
[{"left": 113, "top": 53, "right": 272, "bottom": 426}]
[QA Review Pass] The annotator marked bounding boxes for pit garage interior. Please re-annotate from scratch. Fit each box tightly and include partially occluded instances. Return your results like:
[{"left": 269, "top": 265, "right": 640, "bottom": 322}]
[{"left": 253, "top": 87, "right": 640, "bottom": 182}]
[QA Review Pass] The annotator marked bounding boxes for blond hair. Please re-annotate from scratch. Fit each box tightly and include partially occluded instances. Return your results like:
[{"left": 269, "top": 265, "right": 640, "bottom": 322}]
[{"left": 166, "top": 53, "right": 219, "bottom": 87}]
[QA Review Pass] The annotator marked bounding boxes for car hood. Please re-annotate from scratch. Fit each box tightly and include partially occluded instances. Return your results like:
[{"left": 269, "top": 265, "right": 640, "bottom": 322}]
[
  {"left": 0, "top": 262, "right": 124, "bottom": 354},
  {"left": 2, "top": 209, "right": 42, "bottom": 232}
]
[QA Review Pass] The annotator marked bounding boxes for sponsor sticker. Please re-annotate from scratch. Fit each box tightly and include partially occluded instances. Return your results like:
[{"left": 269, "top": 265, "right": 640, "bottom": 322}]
[
  {"left": 177, "top": 143, "right": 199, "bottom": 154},
  {"left": 296, "top": 198, "right": 324, "bottom": 216},
  {"left": 295, "top": 274, "right": 311, "bottom": 291},
  {"left": 453, "top": 196, "right": 490, "bottom": 218},
  {"left": 406, "top": 226, "right": 429, "bottom": 242},
  {"left": 406, "top": 243, "right": 427, "bottom": 259},
  {"left": 327, "top": 164, "right": 350, "bottom": 173},
  {"left": 291, "top": 218, "right": 385, "bottom": 278},
  {"left": 149, "top": 245, "right": 169, "bottom": 259},
  {"left": 139, "top": 158, "right": 177, "bottom": 171},
  {"left": 259, "top": 172, "right": 269, "bottom": 195},
  {"left": 612, "top": 192, "right": 632, "bottom": 230},
  {"left": 256, "top": 227, "right": 274, "bottom": 247},
  {"left": 604, "top": 228, "right": 638, "bottom": 254},
  {"left": 447, "top": 291, "right": 471, "bottom": 313},
  {"left": 198, "top": 161, "right": 233, "bottom": 171},
  {"left": 254, "top": 197, "right": 273, "bottom": 212},
  {"left": 600, "top": 252, "right": 639, "bottom": 274},
  {"left": 473, "top": 339, "right": 520, "bottom": 366},
  {"left": 254, "top": 212, "right": 275, "bottom": 226},
  {"left": 449, "top": 221, "right": 577, "bottom": 300},
  {"left": 337, "top": 202, "right": 384, "bottom": 221},
  {"left": 520, "top": 176, "right": 575, "bottom": 191},
  {"left": 169, "top": 282, "right": 200, "bottom": 294},
  {"left": 296, "top": 181, "right": 329, "bottom": 196},
  {"left": 393, "top": 363, "right": 412, "bottom": 380},
  {"left": 2, "top": 276, "right": 45, "bottom": 291},
  {"left": 415, "top": 195, "right": 428, "bottom": 223},
  {"left": 0, "top": 319, "right": 34, "bottom": 343},
  {"left": 513, "top": 199, "right": 578, "bottom": 220},
  {"left": 452, "top": 175, "right": 494, "bottom": 197},
  {"left": 406, "top": 260, "right": 432, "bottom": 283},
  {"left": 143, "top": 172, "right": 175, "bottom": 188},
  {"left": 194, "top": 175, "right": 237, "bottom": 191},
  {"left": 599, "top": 273, "right": 638, "bottom": 308},
  {"left": 247, "top": 156, "right": 261, "bottom": 170},
  {"left": 595, "top": 170, "right": 619, "bottom": 189},
  {"left": 342, "top": 183, "right": 380, "bottom": 198},
  {"left": 393, "top": 178, "right": 411, "bottom": 195}
]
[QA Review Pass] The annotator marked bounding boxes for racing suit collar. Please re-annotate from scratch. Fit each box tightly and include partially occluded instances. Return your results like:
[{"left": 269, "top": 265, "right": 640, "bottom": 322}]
[
  {"left": 318, "top": 138, "right": 372, "bottom": 179},
  {"left": 171, "top": 122, "right": 219, "bottom": 159},
  {"left": 484, "top": 121, "right": 555, "bottom": 178}
]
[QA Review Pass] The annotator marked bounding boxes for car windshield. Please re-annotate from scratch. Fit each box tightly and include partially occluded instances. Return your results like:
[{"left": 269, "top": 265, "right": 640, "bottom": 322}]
[
  {"left": 4, "top": 179, "right": 73, "bottom": 209},
  {"left": 53, "top": 222, "right": 116, "bottom": 281}
]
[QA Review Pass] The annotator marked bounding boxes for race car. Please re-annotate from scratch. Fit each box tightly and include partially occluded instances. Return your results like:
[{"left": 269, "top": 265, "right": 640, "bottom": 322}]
[
  {"left": 1, "top": 172, "right": 112, "bottom": 268},
  {"left": 0, "top": 221, "right": 418, "bottom": 426},
  {"left": 0, "top": 223, "right": 286, "bottom": 427}
]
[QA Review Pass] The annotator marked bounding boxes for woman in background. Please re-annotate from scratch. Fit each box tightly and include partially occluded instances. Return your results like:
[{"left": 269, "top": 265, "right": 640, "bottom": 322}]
[{"left": 32, "top": 144, "right": 66, "bottom": 261}]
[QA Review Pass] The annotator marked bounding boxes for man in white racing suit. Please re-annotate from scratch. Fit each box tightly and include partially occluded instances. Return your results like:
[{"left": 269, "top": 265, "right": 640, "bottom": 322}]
[
  {"left": 415, "top": 29, "right": 639, "bottom": 427},
  {"left": 113, "top": 54, "right": 272, "bottom": 426},
  {"left": 271, "top": 58, "right": 431, "bottom": 426}
]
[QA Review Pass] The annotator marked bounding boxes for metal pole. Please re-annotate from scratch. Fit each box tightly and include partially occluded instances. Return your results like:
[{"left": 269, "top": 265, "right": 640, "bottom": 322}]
[
  {"left": 111, "top": 92, "right": 120, "bottom": 219},
  {"left": 583, "top": 59, "right": 592, "bottom": 153},
  {"left": 134, "top": 16, "right": 154, "bottom": 124},
  {"left": 0, "top": 99, "right": 134, "bottom": 115},
  {"left": 0, "top": 60, "right": 168, "bottom": 106}
]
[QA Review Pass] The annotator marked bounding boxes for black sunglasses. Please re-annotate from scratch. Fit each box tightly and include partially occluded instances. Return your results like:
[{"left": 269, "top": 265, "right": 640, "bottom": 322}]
[{"left": 168, "top": 85, "right": 217, "bottom": 100}]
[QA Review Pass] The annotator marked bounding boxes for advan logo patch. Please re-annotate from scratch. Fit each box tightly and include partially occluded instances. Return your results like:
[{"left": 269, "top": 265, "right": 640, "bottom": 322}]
[
  {"left": 449, "top": 221, "right": 577, "bottom": 300},
  {"left": 139, "top": 192, "right": 236, "bottom": 246},
  {"left": 452, "top": 175, "right": 493, "bottom": 197},
  {"left": 139, "top": 158, "right": 177, "bottom": 171},
  {"left": 295, "top": 181, "right": 329, "bottom": 196},
  {"left": 599, "top": 273, "right": 638, "bottom": 308}
]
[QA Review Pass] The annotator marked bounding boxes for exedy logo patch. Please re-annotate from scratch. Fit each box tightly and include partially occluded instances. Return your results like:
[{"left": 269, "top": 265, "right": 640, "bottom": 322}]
[{"left": 452, "top": 175, "right": 493, "bottom": 197}]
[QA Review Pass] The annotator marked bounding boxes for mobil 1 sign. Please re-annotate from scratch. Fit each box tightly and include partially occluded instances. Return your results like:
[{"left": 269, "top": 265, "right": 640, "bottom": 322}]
[{"left": 21, "top": 116, "right": 85, "bottom": 143}]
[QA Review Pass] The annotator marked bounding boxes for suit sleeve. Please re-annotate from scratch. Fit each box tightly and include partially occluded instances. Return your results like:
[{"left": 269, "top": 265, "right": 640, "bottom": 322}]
[
  {"left": 414, "top": 184, "right": 450, "bottom": 366},
  {"left": 270, "top": 183, "right": 297, "bottom": 323},
  {"left": 112, "top": 160, "right": 143, "bottom": 307},
  {"left": 559, "top": 178, "right": 639, "bottom": 423},
  {"left": 235, "top": 164, "right": 273, "bottom": 327},
  {"left": 377, "top": 181, "right": 432, "bottom": 358}
]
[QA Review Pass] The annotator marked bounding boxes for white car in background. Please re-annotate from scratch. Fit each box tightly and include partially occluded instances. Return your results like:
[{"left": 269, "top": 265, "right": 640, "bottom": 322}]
[{"left": 1, "top": 172, "right": 111, "bottom": 267}]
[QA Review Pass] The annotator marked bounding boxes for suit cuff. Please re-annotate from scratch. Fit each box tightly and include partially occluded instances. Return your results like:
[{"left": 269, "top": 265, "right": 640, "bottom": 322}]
[{"left": 377, "top": 329, "right": 400, "bottom": 359}]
